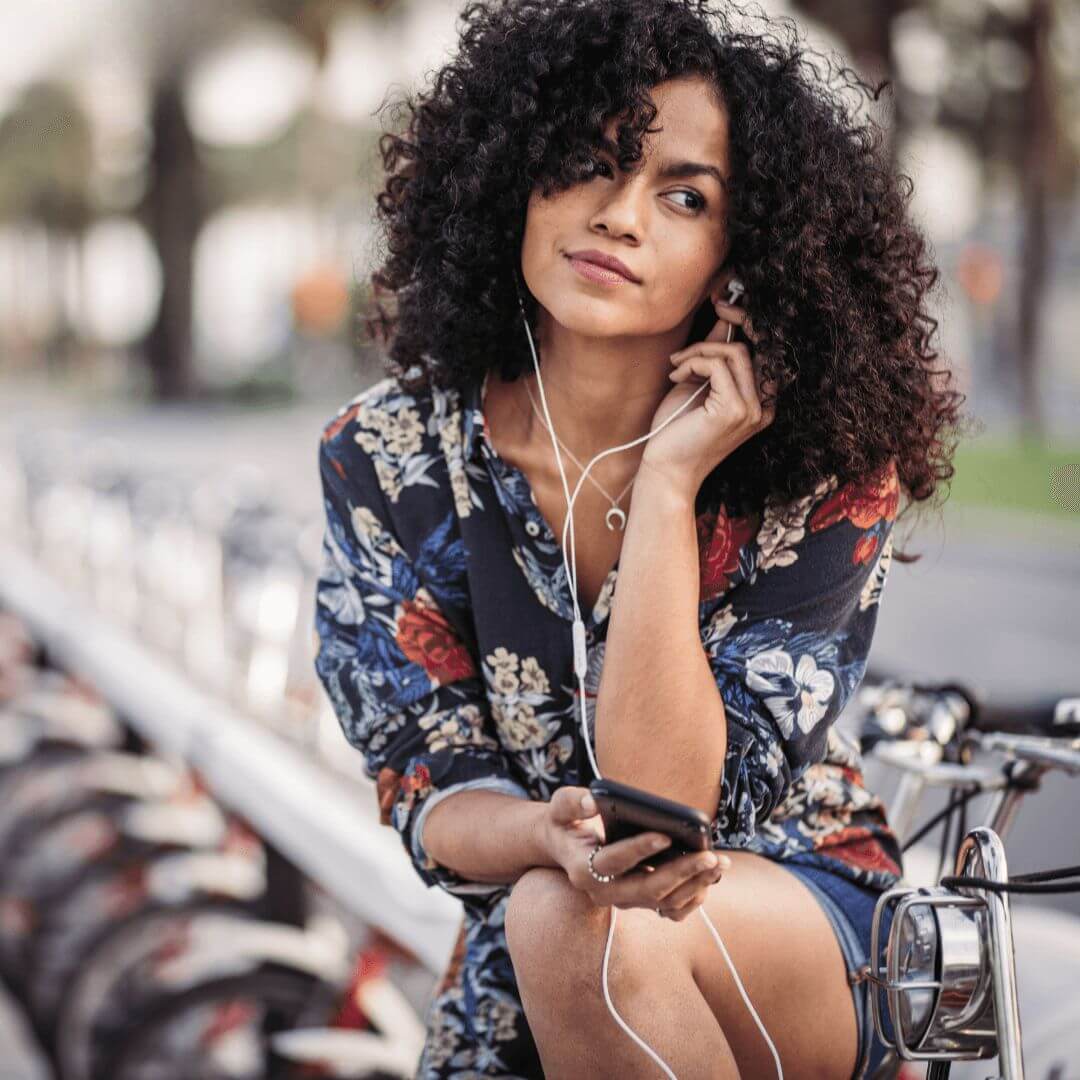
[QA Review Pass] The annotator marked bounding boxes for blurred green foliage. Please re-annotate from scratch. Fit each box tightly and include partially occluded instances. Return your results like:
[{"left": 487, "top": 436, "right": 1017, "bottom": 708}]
[{"left": 948, "top": 434, "right": 1080, "bottom": 520}]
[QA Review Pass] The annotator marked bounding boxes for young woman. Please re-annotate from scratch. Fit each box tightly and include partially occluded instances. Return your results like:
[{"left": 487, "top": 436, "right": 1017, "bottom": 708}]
[{"left": 314, "top": 1, "right": 966, "bottom": 1076}]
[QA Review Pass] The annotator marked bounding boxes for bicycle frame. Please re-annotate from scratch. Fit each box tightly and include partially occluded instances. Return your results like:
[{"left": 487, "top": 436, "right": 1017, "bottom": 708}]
[{"left": 867, "top": 725, "right": 1080, "bottom": 1076}]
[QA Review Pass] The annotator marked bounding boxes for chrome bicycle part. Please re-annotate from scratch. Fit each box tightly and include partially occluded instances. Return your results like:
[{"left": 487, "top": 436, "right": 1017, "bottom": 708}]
[{"left": 867, "top": 827, "right": 1024, "bottom": 1076}]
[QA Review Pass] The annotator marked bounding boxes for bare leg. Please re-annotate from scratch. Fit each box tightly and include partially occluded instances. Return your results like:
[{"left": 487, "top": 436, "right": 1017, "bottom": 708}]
[{"left": 506, "top": 868, "right": 739, "bottom": 1080}]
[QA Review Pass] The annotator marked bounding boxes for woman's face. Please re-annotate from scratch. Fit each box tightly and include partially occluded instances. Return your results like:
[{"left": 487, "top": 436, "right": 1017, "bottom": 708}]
[{"left": 520, "top": 74, "right": 732, "bottom": 344}]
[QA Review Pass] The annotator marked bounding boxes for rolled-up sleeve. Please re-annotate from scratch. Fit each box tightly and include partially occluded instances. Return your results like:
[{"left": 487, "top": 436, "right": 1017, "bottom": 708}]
[
  {"left": 313, "top": 419, "right": 529, "bottom": 908},
  {"left": 701, "top": 460, "right": 900, "bottom": 847}
]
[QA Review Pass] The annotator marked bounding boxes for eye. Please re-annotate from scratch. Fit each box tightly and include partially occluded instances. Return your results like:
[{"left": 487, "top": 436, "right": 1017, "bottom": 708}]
[
  {"left": 589, "top": 157, "right": 615, "bottom": 179},
  {"left": 668, "top": 190, "right": 707, "bottom": 213}
]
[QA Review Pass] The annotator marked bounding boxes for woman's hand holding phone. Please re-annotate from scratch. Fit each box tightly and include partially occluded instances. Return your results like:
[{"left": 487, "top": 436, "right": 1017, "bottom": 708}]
[
  {"left": 537, "top": 787, "right": 731, "bottom": 921},
  {"left": 641, "top": 285, "right": 777, "bottom": 500}
]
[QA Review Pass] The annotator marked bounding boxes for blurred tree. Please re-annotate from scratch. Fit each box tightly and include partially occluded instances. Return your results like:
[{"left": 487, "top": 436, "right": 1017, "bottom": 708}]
[
  {"left": 0, "top": 82, "right": 93, "bottom": 371},
  {"left": 1014, "top": 0, "right": 1061, "bottom": 438},
  {"left": 130, "top": 0, "right": 397, "bottom": 400},
  {"left": 794, "top": 0, "right": 1078, "bottom": 436},
  {"left": 141, "top": 67, "right": 205, "bottom": 400},
  {"left": 791, "top": 0, "right": 918, "bottom": 160}
]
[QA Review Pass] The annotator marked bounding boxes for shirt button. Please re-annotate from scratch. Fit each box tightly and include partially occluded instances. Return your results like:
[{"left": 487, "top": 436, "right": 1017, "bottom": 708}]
[{"left": 525, "top": 519, "right": 539, "bottom": 536}]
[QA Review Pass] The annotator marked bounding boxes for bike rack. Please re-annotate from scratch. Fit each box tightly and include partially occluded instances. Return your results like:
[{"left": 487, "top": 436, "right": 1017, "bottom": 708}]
[{"left": 0, "top": 545, "right": 462, "bottom": 976}]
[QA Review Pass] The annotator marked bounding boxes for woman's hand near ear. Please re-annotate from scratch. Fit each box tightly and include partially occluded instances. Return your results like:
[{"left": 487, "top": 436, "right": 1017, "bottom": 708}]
[{"left": 642, "top": 299, "right": 777, "bottom": 500}]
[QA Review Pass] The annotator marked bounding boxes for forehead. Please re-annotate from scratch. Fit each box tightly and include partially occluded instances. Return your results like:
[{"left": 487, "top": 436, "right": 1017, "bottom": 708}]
[{"left": 603, "top": 76, "right": 729, "bottom": 166}]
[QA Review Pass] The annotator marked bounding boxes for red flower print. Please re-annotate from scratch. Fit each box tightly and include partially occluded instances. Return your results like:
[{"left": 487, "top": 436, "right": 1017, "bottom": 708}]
[
  {"left": 375, "top": 766, "right": 403, "bottom": 827},
  {"left": 396, "top": 595, "right": 477, "bottom": 685},
  {"left": 400, "top": 764, "right": 433, "bottom": 809},
  {"left": 853, "top": 532, "right": 881, "bottom": 565},
  {"left": 809, "top": 459, "right": 900, "bottom": 566},
  {"left": 810, "top": 459, "right": 900, "bottom": 533},
  {"left": 697, "top": 505, "right": 758, "bottom": 603},
  {"left": 322, "top": 403, "right": 363, "bottom": 443},
  {"left": 818, "top": 826, "right": 902, "bottom": 876}
]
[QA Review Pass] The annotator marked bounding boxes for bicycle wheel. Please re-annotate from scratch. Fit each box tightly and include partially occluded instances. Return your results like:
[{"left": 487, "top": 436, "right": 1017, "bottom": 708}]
[
  {"left": 99, "top": 967, "right": 340, "bottom": 1080},
  {"left": 56, "top": 900, "right": 254, "bottom": 1080}
]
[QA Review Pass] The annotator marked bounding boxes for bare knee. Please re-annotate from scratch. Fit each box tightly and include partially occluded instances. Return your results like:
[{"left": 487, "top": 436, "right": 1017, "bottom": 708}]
[{"left": 505, "top": 867, "right": 607, "bottom": 982}]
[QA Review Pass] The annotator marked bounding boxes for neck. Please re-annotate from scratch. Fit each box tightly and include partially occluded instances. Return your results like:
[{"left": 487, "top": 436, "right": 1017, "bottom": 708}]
[{"left": 515, "top": 313, "right": 686, "bottom": 464}]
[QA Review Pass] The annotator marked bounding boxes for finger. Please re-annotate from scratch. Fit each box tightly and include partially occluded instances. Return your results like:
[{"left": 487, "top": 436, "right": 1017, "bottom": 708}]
[
  {"left": 592, "top": 832, "right": 674, "bottom": 880},
  {"left": 704, "top": 311, "right": 738, "bottom": 345},
  {"left": 721, "top": 350, "right": 762, "bottom": 424},
  {"left": 634, "top": 850, "right": 726, "bottom": 905},
  {"left": 712, "top": 301, "right": 759, "bottom": 344},
  {"left": 669, "top": 356, "right": 744, "bottom": 417},
  {"left": 669, "top": 340, "right": 743, "bottom": 364},
  {"left": 550, "top": 786, "right": 598, "bottom": 826},
  {"left": 660, "top": 886, "right": 711, "bottom": 921},
  {"left": 655, "top": 865, "right": 724, "bottom": 911}
]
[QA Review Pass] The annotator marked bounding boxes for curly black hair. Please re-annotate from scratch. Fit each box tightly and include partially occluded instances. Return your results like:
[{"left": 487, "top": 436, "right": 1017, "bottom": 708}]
[{"left": 364, "top": 0, "right": 971, "bottom": 556}]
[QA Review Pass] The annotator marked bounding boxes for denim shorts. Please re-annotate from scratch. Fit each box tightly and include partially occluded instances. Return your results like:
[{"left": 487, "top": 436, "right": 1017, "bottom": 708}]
[{"left": 780, "top": 862, "right": 898, "bottom": 1079}]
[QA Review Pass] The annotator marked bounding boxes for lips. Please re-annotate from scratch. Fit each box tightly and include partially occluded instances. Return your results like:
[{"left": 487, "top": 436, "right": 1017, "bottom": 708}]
[{"left": 565, "top": 249, "right": 641, "bottom": 283}]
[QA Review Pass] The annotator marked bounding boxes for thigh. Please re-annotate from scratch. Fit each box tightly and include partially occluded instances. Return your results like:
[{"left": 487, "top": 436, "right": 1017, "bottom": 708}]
[{"left": 674, "top": 851, "right": 860, "bottom": 1080}]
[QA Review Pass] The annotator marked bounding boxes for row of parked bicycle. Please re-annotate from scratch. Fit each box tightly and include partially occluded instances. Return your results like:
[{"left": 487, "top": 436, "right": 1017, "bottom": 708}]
[
  {"left": 2, "top": 430, "right": 336, "bottom": 753},
  {"left": 0, "top": 610, "right": 430, "bottom": 1080}
]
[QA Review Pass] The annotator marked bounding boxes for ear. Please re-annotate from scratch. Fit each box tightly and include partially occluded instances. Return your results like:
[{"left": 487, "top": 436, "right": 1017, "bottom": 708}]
[{"left": 707, "top": 266, "right": 740, "bottom": 308}]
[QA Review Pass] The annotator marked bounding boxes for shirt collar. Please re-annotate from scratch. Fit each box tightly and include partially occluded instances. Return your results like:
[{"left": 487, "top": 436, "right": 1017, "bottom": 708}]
[{"left": 461, "top": 371, "right": 488, "bottom": 465}]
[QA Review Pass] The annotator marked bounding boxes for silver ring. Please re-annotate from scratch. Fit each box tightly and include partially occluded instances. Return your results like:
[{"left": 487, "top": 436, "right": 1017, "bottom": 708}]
[
  {"left": 655, "top": 907, "right": 664, "bottom": 918},
  {"left": 587, "top": 843, "right": 618, "bottom": 884}
]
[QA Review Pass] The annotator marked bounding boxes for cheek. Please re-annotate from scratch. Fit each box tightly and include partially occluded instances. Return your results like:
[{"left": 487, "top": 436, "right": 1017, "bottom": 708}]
[
  {"left": 645, "top": 263, "right": 710, "bottom": 322},
  {"left": 520, "top": 195, "right": 567, "bottom": 281}
]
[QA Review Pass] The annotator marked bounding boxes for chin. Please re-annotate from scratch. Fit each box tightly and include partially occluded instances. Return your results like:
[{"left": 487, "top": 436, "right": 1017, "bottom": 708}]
[{"left": 539, "top": 291, "right": 647, "bottom": 337}]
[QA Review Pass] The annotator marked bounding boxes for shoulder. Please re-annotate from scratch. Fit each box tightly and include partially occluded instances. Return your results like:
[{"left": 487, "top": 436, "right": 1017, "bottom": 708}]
[
  {"left": 321, "top": 374, "right": 469, "bottom": 444},
  {"left": 756, "top": 458, "right": 900, "bottom": 573},
  {"left": 697, "top": 459, "right": 899, "bottom": 605},
  {"left": 318, "top": 374, "right": 469, "bottom": 509}
]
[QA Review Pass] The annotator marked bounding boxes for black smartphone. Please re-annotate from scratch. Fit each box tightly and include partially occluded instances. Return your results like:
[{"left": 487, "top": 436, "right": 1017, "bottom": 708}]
[{"left": 588, "top": 777, "right": 712, "bottom": 872}]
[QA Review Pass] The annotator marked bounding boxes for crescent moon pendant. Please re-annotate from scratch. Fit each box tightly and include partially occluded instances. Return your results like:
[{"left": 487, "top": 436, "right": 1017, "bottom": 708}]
[{"left": 605, "top": 507, "right": 627, "bottom": 531}]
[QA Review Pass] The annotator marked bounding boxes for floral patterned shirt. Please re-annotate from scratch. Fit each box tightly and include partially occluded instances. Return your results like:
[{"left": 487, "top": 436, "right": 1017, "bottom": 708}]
[{"left": 313, "top": 372, "right": 904, "bottom": 1077}]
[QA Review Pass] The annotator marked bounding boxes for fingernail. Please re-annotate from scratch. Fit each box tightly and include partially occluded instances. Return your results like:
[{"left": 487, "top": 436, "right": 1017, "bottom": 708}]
[
  {"left": 651, "top": 837, "right": 670, "bottom": 851},
  {"left": 581, "top": 796, "right": 596, "bottom": 816},
  {"left": 699, "top": 855, "right": 718, "bottom": 871}
]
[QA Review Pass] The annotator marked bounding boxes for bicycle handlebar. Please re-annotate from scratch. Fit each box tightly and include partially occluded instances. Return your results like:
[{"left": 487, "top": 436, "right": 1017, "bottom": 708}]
[{"left": 967, "top": 696, "right": 1080, "bottom": 739}]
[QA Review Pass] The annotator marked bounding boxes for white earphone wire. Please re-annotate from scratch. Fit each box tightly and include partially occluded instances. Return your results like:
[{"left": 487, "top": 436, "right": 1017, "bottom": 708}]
[{"left": 517, "top": 304, "right": 783, "bottom": 1080}]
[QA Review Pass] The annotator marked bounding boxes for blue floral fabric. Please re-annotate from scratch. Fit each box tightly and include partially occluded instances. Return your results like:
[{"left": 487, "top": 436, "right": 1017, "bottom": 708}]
[{"left": 314, "top": 372, "right": 904, "bottom": 1077}]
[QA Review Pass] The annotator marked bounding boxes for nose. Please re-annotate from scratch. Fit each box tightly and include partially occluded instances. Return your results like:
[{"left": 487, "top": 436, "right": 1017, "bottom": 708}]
[{"left": 588, "top": 174, "right": 650, "bottom": 243}]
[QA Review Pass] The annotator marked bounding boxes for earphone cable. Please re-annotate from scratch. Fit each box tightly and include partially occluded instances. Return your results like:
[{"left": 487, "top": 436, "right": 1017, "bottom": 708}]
[{"left": 517, "top": 306, "right": 783, "bottom": 1080}]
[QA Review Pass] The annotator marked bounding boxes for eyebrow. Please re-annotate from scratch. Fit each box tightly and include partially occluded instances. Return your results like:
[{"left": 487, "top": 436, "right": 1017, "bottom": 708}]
[
  {"left": 656, "top": 159, "right": 729, "bottom": 190},
  {"left": 596, "top": 139, "right": 729, "bottom": 190}
]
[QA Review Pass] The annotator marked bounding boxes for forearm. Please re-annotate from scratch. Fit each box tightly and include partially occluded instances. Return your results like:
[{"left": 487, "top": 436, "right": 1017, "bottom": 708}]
[
  {"left": 594, "top": 469, "right": 727, "bottom": 819},
  {"left": 420, "top": 789, "right": 558, "bottom": 886}
]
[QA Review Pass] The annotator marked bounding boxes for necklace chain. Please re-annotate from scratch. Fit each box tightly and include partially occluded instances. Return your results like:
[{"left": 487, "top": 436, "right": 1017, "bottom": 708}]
[{"left": 521, "top": 376, "right": 636, "bottom": 532}]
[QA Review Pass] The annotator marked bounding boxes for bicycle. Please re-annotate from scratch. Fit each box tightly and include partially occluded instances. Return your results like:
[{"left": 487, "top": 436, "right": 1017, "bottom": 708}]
[{"left": 853, "top": 671, "right": 1080, "bottom": 1079}]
